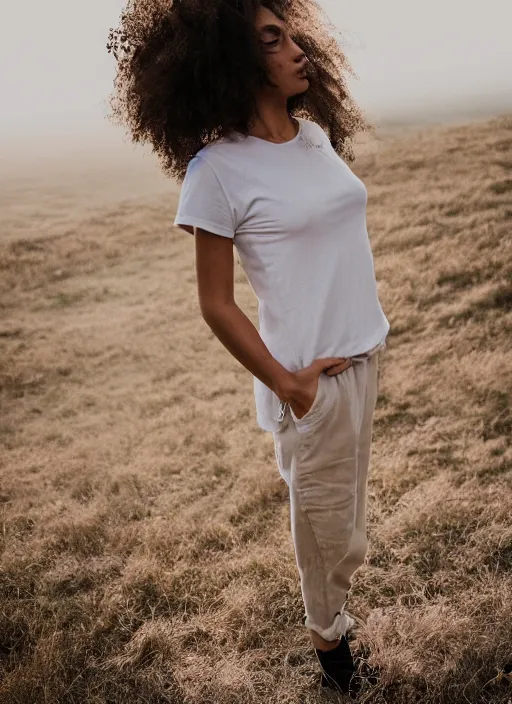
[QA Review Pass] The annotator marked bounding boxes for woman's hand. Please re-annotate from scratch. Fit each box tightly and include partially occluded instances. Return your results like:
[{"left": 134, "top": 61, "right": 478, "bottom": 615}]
[{"left": 285, "top": 357, "right": 352, "bottom": 420}]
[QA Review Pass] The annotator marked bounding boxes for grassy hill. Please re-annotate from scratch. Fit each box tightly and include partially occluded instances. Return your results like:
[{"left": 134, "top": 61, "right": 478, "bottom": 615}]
[{"left": 1, "top": 113, "right": 511, "bottom": 703}]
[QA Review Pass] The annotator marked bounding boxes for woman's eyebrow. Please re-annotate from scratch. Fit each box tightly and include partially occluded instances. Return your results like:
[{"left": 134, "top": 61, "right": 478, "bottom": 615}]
[{"left": 259, "top": 23, "right": 283, "bottom": 34}]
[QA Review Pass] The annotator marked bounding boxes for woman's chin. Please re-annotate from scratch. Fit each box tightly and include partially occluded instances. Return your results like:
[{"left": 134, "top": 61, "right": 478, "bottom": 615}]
[{"left": 290, "top": 77, "right": 309, "bottom": 94}]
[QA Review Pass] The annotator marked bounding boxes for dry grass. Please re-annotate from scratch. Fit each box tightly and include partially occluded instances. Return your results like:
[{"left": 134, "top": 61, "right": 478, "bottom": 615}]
[{"left": 1, "top": 113, "right": 512, "bottom": 703}]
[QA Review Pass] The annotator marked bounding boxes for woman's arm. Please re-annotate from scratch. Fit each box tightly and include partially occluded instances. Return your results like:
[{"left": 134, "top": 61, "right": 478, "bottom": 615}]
[{"left": 194, "top": 226, "right": 297, "bottom": 402}]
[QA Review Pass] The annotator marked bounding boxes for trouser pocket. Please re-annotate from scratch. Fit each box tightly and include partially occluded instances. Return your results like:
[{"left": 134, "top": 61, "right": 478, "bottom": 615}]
[
  {"left": 290, "top": 373, "right": 335, "bottom": 434},
  {"left": 293, "top": 374, "right": 358, "bottom": 569}
]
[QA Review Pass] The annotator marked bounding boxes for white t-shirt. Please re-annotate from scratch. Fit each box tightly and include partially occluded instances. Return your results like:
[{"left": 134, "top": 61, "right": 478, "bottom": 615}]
[{"left": 174, "top": 116, "right": 390, "bottom": 432}]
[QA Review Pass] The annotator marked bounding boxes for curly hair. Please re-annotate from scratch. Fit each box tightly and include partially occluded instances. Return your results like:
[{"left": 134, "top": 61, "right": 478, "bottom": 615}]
[{"left": 106, "top": 0, "right": 373, "bottom": 182}]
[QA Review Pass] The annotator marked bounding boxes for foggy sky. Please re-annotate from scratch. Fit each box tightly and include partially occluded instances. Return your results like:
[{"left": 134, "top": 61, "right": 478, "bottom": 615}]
[{"left": 1, "top": 0, "right": 511, "bottom": 139}]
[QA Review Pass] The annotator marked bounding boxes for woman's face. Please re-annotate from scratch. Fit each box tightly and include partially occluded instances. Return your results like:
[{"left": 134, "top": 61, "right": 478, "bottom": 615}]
[{"left": 255, "top": 6, "right": 309, "bottom": 98}]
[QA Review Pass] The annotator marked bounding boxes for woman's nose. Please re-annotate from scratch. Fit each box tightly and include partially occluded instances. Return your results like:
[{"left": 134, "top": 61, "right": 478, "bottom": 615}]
[{"left": 294, "top": 46, "right": 306, "bottom": 61}]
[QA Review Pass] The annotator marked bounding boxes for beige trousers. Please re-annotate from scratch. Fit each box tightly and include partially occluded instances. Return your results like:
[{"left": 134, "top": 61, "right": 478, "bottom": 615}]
[{"left": 272, "top": 340, "right": 385, "bottom": 641}]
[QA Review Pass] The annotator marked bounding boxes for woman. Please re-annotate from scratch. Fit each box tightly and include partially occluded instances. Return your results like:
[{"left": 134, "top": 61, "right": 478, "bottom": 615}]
[{"left": 107, "top": 0, "right": 390, "bottom": 694}]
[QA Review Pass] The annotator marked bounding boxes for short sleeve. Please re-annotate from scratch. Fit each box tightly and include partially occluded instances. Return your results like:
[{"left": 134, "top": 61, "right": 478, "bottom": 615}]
[{"left": 173, "top": 155, "right": 236, "bottom": 239}]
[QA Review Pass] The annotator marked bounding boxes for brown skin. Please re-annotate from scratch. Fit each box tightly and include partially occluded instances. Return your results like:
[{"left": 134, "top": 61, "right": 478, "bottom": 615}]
[
  {"left": 190, "top": 7, "right": 351, "bottom": 652},
  {"left": 248, "top": 5, "right": 310, "bottom": 142}
]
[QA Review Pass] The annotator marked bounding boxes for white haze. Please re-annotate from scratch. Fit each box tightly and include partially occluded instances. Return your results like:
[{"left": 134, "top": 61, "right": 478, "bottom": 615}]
[{"left": 0, "top": 0, "right": 511, "bottom": 159}]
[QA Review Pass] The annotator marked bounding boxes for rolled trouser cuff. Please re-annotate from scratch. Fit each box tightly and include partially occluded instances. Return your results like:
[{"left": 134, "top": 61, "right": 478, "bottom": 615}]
[{"left": 305, "top": 610, "right": 356, "bottom": 642}]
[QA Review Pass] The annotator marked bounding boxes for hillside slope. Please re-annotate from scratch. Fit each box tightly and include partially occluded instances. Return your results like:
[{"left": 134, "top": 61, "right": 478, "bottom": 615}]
[{"left": 1, "top": 114, "right": 511, "bottom": 703}]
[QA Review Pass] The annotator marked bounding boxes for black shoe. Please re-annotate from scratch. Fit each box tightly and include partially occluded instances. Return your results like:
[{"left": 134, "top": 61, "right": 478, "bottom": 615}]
[{"left": 315, "top": 635, "right": 361, "bottom": 696}]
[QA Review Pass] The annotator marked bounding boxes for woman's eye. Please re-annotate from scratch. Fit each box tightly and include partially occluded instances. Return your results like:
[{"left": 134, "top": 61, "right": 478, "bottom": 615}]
[{"left": 263, "top": 39, "right": 279, "bottom": 49}]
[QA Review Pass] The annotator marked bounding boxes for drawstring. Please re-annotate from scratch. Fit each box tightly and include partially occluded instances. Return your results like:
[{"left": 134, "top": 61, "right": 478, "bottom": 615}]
[{"left": 350, "top": 339, "right": 386, "bottom": 362}]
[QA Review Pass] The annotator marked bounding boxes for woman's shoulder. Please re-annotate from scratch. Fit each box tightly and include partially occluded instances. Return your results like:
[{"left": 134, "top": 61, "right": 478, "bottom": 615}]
[
  {"left": 298, "top": 116, "right": 328, "bottom": 140},
  {"left": 196, "top": 130, "right": 248, "bottom": 157},
  {"left": 185, "top": 134, "right": 250, "bottom": 196},
  {"left": 189, "top": 131, "right": 256, "bottom": 186},
  {"left": 296, "top": 117, "right": 332, "bottom": 152}
]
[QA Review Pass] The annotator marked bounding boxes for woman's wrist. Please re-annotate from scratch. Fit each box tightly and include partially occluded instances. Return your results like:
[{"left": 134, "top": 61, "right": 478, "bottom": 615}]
[{"left": 271, "top": 369, "right": 299, "bottom": 404}]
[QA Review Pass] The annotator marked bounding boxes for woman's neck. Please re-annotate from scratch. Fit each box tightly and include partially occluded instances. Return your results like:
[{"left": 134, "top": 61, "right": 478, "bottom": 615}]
[{"left": 248, "top": 100, "right": 297, "bottom": 143}]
